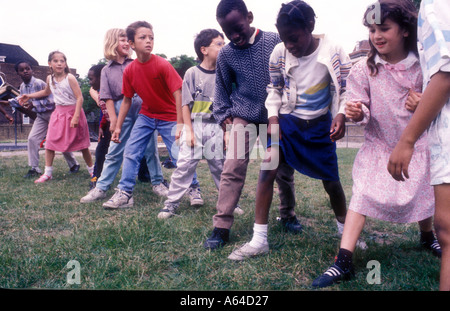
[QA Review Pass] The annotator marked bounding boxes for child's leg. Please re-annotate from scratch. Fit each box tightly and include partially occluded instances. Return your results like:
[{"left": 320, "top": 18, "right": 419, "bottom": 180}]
[
  {"left": 45, "top": 149, "right": 55, "bottom": 168},
  {"left": 81, "top": 148, "right": 93, "bottom": 167},
  {"left": 35, "top": 149, "right": 55, "bottom": 183},
  {"left": 254, "top": 147, "right": 279, "bottom": 225},
  {"left": 340, "top": 209, "right": 366, "bottom": 252},
  {"left": 322, "top": 180, "right": 347, "bottom": 224},
  {"left": 434, "top": 184, "right": 450, "bottom": 291}
]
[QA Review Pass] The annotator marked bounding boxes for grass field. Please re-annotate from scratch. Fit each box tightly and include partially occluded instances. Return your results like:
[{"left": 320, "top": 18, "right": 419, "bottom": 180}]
[{"left": 0, "top": 148, "right": 441, "bottom": 292}]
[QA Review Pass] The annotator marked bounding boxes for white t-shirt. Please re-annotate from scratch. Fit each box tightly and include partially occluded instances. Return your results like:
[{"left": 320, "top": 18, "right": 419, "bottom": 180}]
[{"left": 290, "top": 39, "right": 332, "bottom": 120}]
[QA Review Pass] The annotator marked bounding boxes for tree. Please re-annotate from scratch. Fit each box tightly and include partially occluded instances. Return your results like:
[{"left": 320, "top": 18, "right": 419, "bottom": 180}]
[
  {"left": 168, "top": 55, "right": 198, "bottom": 78},
  {"left": 78, "top": 58, "right": 107, "bottom": 122}
]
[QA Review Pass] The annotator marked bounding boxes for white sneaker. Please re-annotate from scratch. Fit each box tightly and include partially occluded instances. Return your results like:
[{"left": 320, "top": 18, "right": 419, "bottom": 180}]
[
  {"left": 153, "top": 182, "right": 169, "bottom": 197},
  {"left": 234, "top": 205, "right": 244, "bottom": 215},
  {"left": 228, "top": 242, "right": 269, "bottom": 261},
  {"left": 102, "top": 188, "right": 133, "bottom": 210},
  {"left": 80, "top": 187, "right": 106, "bottom": 203},
  {"left": 157, "top": 203, "right": 178, "bottom": 219},
  {"left": 188, "top": 187, "right": 204, "bottom": 206}
]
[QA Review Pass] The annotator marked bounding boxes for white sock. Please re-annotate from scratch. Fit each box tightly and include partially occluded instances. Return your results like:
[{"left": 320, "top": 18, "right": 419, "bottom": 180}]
[
  {"left": 44, "top": 166, "right": 53, "bottom": 177},
  {"left": 337, "top": 220, "right": 345, "bottom": 235},
  {"left": 249, "top": 223, "right": 268, "bottom": 248},
  {"left": 87, "top": 165, "right": 94, "bottom": 176}
]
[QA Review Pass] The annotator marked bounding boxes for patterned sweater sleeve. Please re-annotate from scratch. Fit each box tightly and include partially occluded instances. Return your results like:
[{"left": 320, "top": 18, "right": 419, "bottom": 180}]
[
  {"left": 265, "top": 44, "right": 285, "bottom": 119},
  {"left": 346, "top": 59, "right": 371, "bottom": 125},
  {"left": 212, "top": 49, "right": 233, "bottom": 126}
]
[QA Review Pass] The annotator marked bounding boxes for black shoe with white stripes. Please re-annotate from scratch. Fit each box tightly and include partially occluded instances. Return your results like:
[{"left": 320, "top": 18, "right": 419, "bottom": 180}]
[
  {"left": 312, "top": 264, "right": 354, "bottom": 288},
  {"left": 422, "top": 238, "right": 442, "bottom": 258}
]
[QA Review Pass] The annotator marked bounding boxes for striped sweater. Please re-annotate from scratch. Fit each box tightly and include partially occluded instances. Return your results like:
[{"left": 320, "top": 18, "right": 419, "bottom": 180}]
[
  {"left": 212, "top": 30, "right": 281, "bottom": 126},
  {"left": 265, "top": 34, "right": 352, "bottom": 119}
]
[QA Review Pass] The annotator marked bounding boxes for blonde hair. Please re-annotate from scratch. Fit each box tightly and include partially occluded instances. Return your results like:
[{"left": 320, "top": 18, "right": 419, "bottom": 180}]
[{"left": 103, "top": 28, "right": 131, "bottom": 61}]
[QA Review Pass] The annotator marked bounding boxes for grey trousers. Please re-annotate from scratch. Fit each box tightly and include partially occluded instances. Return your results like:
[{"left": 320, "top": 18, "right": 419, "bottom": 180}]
[
  {"left": 212, "top": 117, "right": 296, "bottom": 229},
  {"left": 28, "top": 111, "right": 78, "bottom": 170}
]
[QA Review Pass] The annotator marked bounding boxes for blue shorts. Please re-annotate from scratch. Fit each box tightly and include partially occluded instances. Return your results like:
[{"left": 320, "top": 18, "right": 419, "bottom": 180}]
[{"left": 268, "top": 112, "right": 340, "bottom": 181}]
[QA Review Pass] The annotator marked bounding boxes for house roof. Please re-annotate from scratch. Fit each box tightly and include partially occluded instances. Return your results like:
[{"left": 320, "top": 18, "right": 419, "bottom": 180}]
[{"left": 0, "top": 43, "right": 39, "bottom": 66}]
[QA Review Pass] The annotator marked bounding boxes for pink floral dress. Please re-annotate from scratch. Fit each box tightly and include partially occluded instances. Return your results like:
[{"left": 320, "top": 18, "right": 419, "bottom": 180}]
[{"left": 347, "top": 53, "right": 434, "bottom": 223}]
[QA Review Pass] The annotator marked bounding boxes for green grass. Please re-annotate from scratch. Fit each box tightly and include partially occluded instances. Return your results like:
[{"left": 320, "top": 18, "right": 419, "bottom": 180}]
[{"left": 0, "top": 148, "right": 440, "bottom": 291}]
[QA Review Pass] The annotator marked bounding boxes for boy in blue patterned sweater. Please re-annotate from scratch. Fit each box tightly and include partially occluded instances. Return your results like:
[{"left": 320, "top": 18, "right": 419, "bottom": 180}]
[{"left": 204, "top": 0, "right": 300, "bottom": 249}]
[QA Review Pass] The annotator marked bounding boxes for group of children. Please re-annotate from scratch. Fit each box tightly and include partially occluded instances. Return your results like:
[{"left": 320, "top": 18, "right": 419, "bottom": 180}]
[{"left": 4, "top": 0, "right": 450, "bottom": 290}]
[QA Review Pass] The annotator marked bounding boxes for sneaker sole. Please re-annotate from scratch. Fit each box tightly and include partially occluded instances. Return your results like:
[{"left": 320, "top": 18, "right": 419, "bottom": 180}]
[
  {"left": 80, "top": 196, "right": 106, "bottom": 203},
  {"left": 102, "top": 201, "right": 134, "bottom": 210}
]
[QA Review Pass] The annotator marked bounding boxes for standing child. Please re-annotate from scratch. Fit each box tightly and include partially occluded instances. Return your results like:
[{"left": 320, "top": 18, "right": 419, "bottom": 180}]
[
  {"left": 313, "top": 0, "right": 440, "bottom": 289},
  {"left": 19, "top": 51, "right": 93, "bottom": 183},
  {"left": 227, "top": 0, "right": 350, "bottom": 261},
  {"left": 102, "top": 21, "right": 184, "bottom": 210},
  {"left": 87, "top": 64, "right": 110, "bottom": 188},
  {"left": 3, "top": 61, "right": 80, "bottom": 178},
  {"left": 203, "top": 0, "right": 298, "bottom": 250},
  {"left": 388, "top": 0, "right": 450, "bottom": 291},
  {"left": 80, "top": 28, "right": 167, "bottom": 204},
  {"left": 158, "top": 29, "right": 243, "bottom": 218}
]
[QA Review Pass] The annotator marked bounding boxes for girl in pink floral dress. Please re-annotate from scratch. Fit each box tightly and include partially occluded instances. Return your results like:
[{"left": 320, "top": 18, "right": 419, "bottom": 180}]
[{"left": 313, "top": 0, "right": 440, "bottom": 289}]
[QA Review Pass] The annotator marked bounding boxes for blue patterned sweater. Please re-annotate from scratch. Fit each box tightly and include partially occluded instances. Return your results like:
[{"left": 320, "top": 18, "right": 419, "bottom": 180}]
[{"left": 212, "top": 30, "right": 281, "bottom": 126}]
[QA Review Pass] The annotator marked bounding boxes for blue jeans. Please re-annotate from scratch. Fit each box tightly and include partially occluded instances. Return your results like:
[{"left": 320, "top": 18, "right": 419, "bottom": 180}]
[
  {"left": 118, "top": 114, "right": 198, "bottom": 193},
  {"left": 96, "top": 97, "right": 163, "bottom": 191}
]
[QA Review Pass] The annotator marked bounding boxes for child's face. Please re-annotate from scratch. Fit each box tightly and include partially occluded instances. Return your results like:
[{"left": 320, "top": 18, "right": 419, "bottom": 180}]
[
  {"left": 130, "top": 27, "right": 154, "bottom": 56},
  {"left": 203, "top": 36, "right": 225, "bottom": 61},
  {"left": 117, "top": 35, "right": 131, "bottom": 58},
  {"left": 217, "top": 10, "right": 254, "bottom": 48},
  {"left": 277, "top": 25, "right": 315, "bottom": 58},
  {"left": 369, "top": 18, "right": 408, "bottom": 62},
  {"left": 88, "top": 70, "right": 100, "bottom": 91},
  {"left": 49, "top": 53, "right": 67, "bottom": 74},
  {"left": 17, "top": 63, "right": 33, "bottom": 83}
]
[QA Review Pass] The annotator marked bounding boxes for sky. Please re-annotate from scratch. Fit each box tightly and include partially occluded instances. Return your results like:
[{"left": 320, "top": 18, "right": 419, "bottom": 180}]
[{"left": 1, "top": 0, "right": 376, "bottom": 78}]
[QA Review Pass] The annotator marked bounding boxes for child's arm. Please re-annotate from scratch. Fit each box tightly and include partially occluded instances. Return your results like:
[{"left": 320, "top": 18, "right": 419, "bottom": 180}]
[
  {"left": 67, "top": 74, "right": 84, "bottom": 128},
  {"left": 182, "top": 105, "right": 195, "bottom": 147},
  {"left": 174, "top": 89, "right": 184, "bottom": 142},
  {"left": 405, "top": 89, "right": 422, "bottom": 112},
  {"left": 388, "top": 71, "right": 450, "bottom": 181},
  {"left": 89, "top": 87, "right": 100, "bottom": 106},
  {"left": 18, "top": 76, "right": 51, "bottom": 105},
  {"left": 0, "top": 105, "right": 14, "bottom": 124},
  {"left": 111, "top": 96, "right": 132, "bottom": 143}
]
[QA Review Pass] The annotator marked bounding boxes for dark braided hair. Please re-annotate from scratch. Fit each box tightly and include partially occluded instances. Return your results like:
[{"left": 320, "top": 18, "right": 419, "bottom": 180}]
[{"left": 276, "top": 0, "right": 316, "bottom": 31}]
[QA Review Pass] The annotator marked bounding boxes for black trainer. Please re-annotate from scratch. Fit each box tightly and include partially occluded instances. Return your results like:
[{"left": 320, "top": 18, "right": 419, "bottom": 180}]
[
  {"left": 204, "top": 227, "right": 230, "bottom": 250},
  {"left": 70, "top": 164, "right": 80, "bottom": 173},
  {"left": 421, "top": 238, "right": 442, "bottom": 258},
  {"left": 24, "top": 168, "right": 39, "bottom": 178},
  {"left": 279, "top": 216, "right": 303, "bottom": 234},
  {"left": 312, "top": 264, "right": 354, "bottom": 288}
]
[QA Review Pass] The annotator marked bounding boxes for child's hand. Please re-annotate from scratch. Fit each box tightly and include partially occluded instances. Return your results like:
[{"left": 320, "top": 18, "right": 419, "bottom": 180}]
[
  {"left": 98, "top": 128, "right": 104, "bottom": 142},
  {"left": 185, "top": 128, "right": 195, "bottom": 148},
  {"left": 175, "top": 123, "right": 184, "bottom": 145},
  {"left": 112, "top": 128, "right": 121, "bottom": 143},
  {"left": 70, "top": 115, "right": 80, "bottom": 128},
  {"left": 221, "top": 117, "right": 233, "bottom": 150},
  {"left": 330, "top": 113, "right": 346, "bottom": 142},
  {"left": 18, "top": 95, "right": 30, "bottom": 106},
  {"left": 345, "top": 101, "right": 364, "bottom": 122},
  {"left": 405, "top": 89, "right": 422, "bottom": 112},
  {"left": 387, "top": 140, "right": 414, "bottom": 181},
  {"left": 6, "top": 114, "right": 14, "bottom": 124}
]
